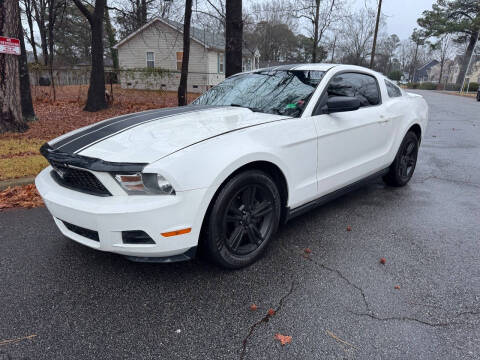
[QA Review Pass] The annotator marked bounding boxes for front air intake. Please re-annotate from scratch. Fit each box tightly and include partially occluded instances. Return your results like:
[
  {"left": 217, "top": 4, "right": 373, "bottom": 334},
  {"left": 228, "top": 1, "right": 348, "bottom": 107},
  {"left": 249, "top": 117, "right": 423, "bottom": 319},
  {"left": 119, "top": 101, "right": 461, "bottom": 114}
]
[{"left": 122, "top": 231, "right": 155, "bottom": 244}]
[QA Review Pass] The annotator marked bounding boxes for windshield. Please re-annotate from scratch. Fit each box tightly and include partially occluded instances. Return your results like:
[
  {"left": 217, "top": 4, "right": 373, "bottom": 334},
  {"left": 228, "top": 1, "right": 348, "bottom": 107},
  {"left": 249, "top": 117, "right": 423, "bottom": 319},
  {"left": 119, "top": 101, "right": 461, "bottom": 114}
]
[{"left": 192, "top": 70, "right": 325, "bottom": 117}]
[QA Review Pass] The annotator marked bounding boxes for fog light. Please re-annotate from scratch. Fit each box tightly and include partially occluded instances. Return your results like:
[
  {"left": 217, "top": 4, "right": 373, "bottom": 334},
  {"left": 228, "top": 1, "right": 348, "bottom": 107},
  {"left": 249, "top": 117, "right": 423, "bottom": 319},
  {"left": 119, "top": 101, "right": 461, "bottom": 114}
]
[{"left": 122, "top": 230, "right": 155, "bottom": 244}]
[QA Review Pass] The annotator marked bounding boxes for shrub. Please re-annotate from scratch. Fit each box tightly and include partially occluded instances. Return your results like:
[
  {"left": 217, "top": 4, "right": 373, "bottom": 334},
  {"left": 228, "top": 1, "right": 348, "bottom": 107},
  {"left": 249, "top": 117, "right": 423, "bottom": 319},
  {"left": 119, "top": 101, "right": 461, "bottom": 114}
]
[
  {"left": 463, "top": 82, "right": 478, "bottom": 92},
  {"left": 418, "top": 82, "right": 437, "bottom": 90}
]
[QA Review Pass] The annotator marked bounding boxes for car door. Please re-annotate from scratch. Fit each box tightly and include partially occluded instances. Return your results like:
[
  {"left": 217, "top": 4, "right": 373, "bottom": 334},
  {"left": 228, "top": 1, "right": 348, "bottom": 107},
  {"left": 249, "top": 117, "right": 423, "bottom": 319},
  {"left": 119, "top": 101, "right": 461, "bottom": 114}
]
[{"left": 308, "top": 71, "right": 392, "bottom": 196}]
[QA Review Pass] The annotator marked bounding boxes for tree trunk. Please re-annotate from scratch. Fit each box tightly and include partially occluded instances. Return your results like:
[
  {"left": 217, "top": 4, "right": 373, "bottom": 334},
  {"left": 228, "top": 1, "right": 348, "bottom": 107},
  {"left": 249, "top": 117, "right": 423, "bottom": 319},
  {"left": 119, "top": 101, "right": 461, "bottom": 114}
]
[
  {"left": 410, "top": 43, "right": 419, "bottom": 81},
  {"left": 0, "top": 0, "right": 27, "bottom": 133},
  {"left": 104, "top": 4, "right": 119, "bottom": 70},
  {"left": 24, "top": 0, "right": 39, "bottom": 63},
  {"left": 312, "top": 0, "right": 320, "bottom": 63},
  {"left": 456, "top": 31, "right": 479, "bottom": 86},
  {"left": 141, "top": 0, "right": 147, "bottom": 25},
  {"left": 225, "top": 0, "right": 243, "bottom": 77},
  {"left": 86, "top": 19, "right": 107, "bottom": 111},
  {"left": 74, "top": 0, "right": 107, "bottom": 112},
  {"left": 178, "top": 0, "right": 192, "bottom": 106},
  {"left": 18, "top": 6, "right": 36, "bottom": 122},
  {"left": 32, "top": 1, "right": 49, "bottom": 66},
  {"left": 47, "top": 0, "right": 57, "bottom": 101},
  {"left": 438, "top": 60, "right": 444, "bottom": 85}
]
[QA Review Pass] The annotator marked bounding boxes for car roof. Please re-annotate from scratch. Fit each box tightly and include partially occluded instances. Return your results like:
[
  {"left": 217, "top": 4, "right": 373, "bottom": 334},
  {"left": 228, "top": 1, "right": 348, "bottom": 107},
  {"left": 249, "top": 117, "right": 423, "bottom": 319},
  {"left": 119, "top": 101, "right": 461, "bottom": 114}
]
[
  {"left": 250, "top": 63, "right": 384, "bottom": 77},
  {"left": 254, "top": 63, "right": 337, "bottom": 72}
]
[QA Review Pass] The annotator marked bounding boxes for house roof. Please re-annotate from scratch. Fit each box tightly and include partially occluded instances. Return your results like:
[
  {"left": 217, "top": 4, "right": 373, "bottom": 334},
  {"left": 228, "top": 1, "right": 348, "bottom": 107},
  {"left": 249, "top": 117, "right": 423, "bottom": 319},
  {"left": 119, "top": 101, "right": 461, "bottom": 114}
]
[
  {"left": 114, "top": 17, "right": 258, "bottom": 57},
  {"left": 416, "top": 60, "right": 439, "bottom": 72}
]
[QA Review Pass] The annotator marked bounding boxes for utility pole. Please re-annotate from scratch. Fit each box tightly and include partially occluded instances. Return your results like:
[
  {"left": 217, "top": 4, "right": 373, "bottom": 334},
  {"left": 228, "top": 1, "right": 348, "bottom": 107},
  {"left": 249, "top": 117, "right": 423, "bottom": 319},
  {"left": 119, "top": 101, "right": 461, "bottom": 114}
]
[{"left": 370, "top": 0, "right": 382, "bottom": 69}]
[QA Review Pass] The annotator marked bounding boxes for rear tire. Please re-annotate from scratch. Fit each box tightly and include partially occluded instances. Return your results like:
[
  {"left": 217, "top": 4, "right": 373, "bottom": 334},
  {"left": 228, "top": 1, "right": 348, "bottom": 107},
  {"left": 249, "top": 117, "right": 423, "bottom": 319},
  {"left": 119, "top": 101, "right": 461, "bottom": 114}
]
[
  {"left": 205, "top": 170, "right": 281, "bottom": 269},
  {"left": 383, "top": 131, "right": 419, "bottom": 187}
]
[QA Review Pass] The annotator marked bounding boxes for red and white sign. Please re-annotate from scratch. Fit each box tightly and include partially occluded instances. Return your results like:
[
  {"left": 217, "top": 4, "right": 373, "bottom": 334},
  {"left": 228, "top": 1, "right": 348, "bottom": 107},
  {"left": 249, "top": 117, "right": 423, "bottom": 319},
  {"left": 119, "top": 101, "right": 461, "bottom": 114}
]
[{"left": 0, "top": 37, "right": 20, "bottom": 56}]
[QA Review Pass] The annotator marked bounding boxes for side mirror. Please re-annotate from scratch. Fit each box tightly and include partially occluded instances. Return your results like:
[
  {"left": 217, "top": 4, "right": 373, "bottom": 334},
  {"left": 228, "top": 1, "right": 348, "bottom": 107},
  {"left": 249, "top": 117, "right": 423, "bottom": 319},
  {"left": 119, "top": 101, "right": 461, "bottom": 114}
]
[{"left": 324, "top": 96, "right": 360, "bottom": 114}]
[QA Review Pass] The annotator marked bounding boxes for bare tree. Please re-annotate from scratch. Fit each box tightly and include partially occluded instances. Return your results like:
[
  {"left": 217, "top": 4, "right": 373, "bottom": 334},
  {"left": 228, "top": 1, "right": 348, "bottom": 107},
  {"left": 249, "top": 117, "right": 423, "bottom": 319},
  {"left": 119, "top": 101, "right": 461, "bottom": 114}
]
[
  {"left": 225, "top": 0, "right": 243, "bottom": 76},
  {"left": 295, "top": 0, "right": 344, "bottom": 63},
  {"left": 429, "top": 34, "right": 453, "bottom": 84},
  {"left": 0, "top": 0, "right": 27, "bottom": 133},
  {"left": 178, "top": 0, "right": 192, "bottom": 106},
  {"left": 32, "top": 0, "right": 49, "bottom": 65},
  {"left": 337, "top": 8, "right": 377, "bottom": 66},
  {"left": 409, "top": 28, "right": 425, "bottom": 81},
  {"left": 20, "top": 0, "right": 39, "bottom": 63},
  {"left": 73, "top": 0, "right": 108, "bottom": 111}
]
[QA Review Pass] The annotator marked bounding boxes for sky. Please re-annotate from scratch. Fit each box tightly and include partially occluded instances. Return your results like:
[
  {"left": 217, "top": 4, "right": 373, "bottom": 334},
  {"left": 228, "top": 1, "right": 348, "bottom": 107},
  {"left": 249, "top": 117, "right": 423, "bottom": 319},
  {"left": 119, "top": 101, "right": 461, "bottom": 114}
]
[{"left": 372, "top": 0, "right": 436, "bottom": 39}]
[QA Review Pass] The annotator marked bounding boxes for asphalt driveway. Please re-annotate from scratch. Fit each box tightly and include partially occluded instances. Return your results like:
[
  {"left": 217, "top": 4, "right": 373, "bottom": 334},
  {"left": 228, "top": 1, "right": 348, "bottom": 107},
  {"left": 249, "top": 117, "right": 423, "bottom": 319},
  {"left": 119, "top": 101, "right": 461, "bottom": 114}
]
[{"left": 1, "top": 90, "right": 479, "bottom": 359}]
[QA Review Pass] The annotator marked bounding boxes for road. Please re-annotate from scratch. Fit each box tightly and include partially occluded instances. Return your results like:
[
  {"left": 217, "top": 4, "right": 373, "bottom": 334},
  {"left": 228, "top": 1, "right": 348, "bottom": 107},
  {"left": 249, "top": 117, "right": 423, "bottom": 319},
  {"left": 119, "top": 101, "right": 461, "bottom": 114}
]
[{"left": 1, "top": 91, "right": 479, "bottom": 360}]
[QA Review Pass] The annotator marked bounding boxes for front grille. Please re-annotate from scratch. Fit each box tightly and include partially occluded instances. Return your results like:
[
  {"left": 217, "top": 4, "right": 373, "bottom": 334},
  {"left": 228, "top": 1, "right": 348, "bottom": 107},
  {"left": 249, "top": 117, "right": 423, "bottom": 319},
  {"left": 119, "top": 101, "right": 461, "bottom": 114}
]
[
  {"left": 50, "top": 160, "right": 111, "bottom": 196},
  {"left": 62, "top": 221, "right": 99, "bottom": 241}
]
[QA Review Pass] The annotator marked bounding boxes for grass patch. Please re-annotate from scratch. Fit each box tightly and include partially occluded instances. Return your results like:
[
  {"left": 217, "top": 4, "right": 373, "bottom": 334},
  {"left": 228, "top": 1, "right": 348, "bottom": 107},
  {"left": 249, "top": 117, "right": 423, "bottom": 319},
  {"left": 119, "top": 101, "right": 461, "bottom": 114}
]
[
  {"left": 0, "top": 139, "right": 45, "bottom": 157},
  {"left": 0, "top": 155, "right": 48, "bottom": 180}
]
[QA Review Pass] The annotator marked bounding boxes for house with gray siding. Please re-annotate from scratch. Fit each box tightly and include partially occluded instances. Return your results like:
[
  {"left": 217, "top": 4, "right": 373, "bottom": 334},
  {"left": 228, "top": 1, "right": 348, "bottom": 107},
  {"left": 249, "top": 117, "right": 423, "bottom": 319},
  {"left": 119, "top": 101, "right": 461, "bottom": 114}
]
[{"left": 114, "top": 18, "right": 260, "bottom": 93}]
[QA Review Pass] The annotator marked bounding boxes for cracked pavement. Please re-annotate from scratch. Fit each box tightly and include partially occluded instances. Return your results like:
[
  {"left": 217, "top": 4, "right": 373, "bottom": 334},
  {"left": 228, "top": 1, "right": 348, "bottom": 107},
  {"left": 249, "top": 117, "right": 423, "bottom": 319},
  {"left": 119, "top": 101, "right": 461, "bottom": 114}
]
[{"left": 1, "top": 90, "right": 479, "bottom": 359}]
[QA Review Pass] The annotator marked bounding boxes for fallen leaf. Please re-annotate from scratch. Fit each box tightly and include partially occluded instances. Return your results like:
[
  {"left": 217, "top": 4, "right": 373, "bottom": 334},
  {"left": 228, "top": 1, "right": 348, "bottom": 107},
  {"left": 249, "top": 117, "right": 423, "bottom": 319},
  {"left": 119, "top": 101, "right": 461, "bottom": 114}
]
[
  {"left": 380, "top": 257, "right": 386, "bottom": 265},
  {"left": 250, "top": 304, "right": 258, "bottom": 311},
  {"left": 274, "top": 333, "right": 292, "bottom": 346},
  {"left": 267, "top": 308, "right": 276, "bottom": 316}
]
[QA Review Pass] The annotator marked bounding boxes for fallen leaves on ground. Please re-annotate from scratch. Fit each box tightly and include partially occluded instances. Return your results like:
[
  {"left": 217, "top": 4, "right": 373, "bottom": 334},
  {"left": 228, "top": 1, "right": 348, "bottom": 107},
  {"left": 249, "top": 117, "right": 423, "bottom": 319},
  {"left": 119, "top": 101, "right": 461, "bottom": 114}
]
[
  {"left": 274, "top": 333, "right": 292, "bottom": 346},
  {"left": 0, "top": 334, "right": 37, "bottom": 346},
  {"left": 0, "top": 184, "right": 44, "bottom": 210},
  {"left": 325, "top": 330, "right": 356, "bottom": 349}
]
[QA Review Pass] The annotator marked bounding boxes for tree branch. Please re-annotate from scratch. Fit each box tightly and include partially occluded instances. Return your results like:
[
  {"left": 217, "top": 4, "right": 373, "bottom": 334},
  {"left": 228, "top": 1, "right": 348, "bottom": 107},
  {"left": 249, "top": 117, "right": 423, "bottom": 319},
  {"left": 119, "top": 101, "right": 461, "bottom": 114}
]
[{"left": 72, "top": 0, "right": 93, "bottom": 23}]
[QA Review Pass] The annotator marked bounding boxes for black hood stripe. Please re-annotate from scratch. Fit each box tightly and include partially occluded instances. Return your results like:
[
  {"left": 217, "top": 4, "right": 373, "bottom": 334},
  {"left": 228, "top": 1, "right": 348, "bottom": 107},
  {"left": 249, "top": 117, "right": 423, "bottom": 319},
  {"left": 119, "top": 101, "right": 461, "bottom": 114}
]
[{"left": 50, "top": 105, "right": 218, "bottom": 154}]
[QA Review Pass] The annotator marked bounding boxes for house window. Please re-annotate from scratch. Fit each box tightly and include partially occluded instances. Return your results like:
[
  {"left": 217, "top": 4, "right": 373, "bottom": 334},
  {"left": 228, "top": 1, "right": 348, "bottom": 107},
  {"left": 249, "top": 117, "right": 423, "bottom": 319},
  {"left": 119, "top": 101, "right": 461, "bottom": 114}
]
[
  {"left": 218, "top": 53, "right": 224, "bottom": 74},
  {"left": 146, "top": 52, "right": 154, "bottom": 68},
  {"left": 176, "top": 52, "right": 183, "bottom": 71}
]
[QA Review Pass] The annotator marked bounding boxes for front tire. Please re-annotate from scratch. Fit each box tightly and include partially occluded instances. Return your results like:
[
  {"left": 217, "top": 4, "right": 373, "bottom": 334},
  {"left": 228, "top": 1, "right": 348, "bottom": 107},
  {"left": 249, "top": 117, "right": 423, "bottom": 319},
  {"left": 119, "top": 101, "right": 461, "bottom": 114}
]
[
  {"left": 383, "top": 131, "right": 419, "bottom": 187},
  {"left": 205, "top": 170, "right": 281, "bottom": 269}
]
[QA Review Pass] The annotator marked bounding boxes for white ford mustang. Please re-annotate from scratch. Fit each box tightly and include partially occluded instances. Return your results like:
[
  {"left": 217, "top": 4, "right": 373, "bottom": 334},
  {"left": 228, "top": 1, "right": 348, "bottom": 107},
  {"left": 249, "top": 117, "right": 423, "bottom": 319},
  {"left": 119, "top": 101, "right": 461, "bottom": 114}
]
[{"left": 36, "top": 64, "right": 428, "bottom": 268}]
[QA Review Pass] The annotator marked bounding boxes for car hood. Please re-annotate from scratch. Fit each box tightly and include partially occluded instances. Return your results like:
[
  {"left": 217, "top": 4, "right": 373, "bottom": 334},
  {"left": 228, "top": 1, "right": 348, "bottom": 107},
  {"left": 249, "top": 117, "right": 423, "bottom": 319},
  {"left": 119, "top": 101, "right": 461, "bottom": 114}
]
[{"left": 53, "top": 106, "right": 286, "bottom": 163}]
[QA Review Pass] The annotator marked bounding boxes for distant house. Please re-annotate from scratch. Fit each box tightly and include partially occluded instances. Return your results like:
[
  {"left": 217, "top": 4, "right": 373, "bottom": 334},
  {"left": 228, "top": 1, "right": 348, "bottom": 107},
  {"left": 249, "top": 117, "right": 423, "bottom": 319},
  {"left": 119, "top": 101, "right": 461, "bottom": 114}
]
[
  {"left": 426, "top": 55, "right": 480, "bottom": 86},
  {"left": 414, "top": 60, "right": 439, "bottom": 82},
  {"left": 114, "top": 18, "right": 261, "bottom": 93}
]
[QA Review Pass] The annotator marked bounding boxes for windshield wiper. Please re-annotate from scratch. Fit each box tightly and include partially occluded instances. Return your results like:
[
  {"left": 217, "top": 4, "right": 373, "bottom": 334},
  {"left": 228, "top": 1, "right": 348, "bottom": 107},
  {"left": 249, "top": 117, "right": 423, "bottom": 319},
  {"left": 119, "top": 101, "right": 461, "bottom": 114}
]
[{"left": 229, "top": 103, "right": 263, "bottom": 113}]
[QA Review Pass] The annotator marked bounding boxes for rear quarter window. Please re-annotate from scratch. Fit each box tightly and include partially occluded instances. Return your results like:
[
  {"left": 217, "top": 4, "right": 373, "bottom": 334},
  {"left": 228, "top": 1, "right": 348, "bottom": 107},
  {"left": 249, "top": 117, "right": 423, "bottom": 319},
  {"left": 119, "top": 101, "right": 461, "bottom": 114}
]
[{"left": 385, "top": 80, "right": 402, "bottom": 98}]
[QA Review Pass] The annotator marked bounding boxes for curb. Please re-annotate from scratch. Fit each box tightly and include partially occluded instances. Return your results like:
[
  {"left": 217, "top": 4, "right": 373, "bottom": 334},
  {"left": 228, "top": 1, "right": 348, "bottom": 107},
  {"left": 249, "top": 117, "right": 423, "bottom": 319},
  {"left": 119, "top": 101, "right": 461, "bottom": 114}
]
[{"left": 0, "top": 177, "right": 36, "bottom": 191}]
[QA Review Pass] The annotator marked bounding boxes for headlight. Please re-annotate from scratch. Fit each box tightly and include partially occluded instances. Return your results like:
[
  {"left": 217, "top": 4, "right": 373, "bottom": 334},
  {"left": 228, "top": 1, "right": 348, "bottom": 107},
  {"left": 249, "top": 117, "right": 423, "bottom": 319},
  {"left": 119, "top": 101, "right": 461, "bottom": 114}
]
[{"left": 114, "top": 173, "right": 175, "bottom": 195}]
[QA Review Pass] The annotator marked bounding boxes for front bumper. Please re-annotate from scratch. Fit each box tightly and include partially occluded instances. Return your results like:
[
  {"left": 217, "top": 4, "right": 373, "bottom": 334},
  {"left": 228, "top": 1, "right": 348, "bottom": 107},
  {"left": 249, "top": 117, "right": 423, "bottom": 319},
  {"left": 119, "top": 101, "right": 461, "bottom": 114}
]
[{"left": 35, "top": 167, "right": 208, "bottom": 258}]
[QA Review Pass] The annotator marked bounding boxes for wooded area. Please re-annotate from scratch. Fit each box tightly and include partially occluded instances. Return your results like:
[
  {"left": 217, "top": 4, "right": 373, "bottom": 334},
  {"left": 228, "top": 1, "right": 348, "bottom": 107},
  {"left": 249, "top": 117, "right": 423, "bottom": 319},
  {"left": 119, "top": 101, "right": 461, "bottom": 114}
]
[{"left": 1, "top": 0, "right": 479, "bottom": 134}]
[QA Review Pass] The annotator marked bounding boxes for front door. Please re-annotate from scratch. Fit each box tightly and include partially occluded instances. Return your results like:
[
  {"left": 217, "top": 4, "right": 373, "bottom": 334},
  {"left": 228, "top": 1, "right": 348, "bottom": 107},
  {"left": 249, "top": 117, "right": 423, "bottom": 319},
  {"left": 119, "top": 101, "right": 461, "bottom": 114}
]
[{"left": 309, "top": 72, "right": 391, "bottom": 196}]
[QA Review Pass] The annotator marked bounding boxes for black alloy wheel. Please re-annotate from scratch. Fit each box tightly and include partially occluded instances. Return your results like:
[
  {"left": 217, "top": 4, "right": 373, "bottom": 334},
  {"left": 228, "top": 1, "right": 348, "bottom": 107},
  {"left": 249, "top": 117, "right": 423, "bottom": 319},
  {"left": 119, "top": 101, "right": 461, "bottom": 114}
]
[
  {"left": 383, "top": 131, "right": 419, "bottom": 187},
  {"left": 205, "top": 170, "right": 281, "bottom": 269}
]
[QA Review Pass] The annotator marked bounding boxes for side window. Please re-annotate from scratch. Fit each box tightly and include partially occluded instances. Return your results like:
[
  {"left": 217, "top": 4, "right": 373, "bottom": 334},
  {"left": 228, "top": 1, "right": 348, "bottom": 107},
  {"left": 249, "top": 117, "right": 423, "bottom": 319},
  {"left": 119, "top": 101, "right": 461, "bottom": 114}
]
[
  {"left": 146, "top": 52, "right": 154, "bottom": 68},
  {"left": 327, "top": 72, "right": 381, "bottom": 107},
  {"left": 385, "top": 80, "right": 402, "bottom": 97}
]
